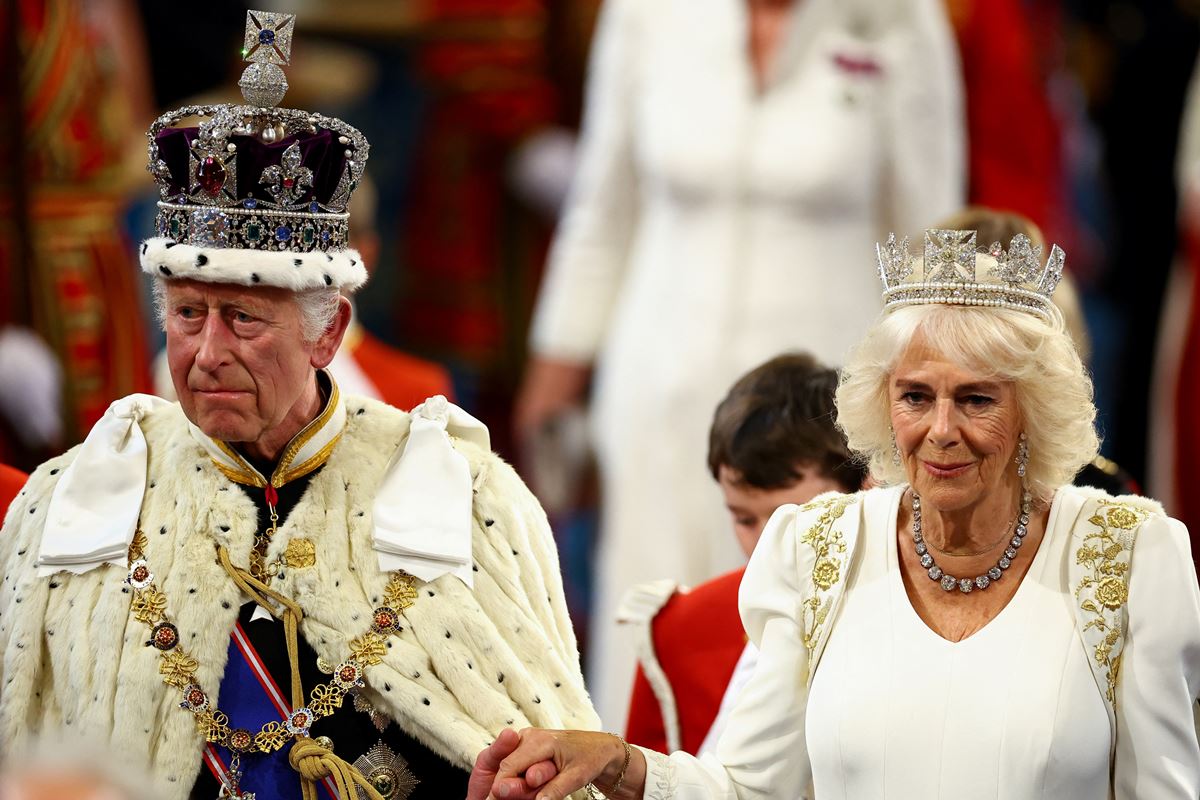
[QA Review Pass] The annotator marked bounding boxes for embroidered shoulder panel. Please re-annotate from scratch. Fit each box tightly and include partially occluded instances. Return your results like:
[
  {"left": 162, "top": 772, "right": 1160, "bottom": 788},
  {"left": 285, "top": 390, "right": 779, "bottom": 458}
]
[
  {"left": 1072, "top": 499, "right": 1150, "bottom": 705},
  {"left": 796, "top": 494, "right": 857, "bottom": 656}
]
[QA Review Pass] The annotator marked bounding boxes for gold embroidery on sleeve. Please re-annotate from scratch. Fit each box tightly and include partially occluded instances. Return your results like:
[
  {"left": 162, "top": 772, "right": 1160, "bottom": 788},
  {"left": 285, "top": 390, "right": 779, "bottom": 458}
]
[
  {"left": 1073, "top": 501, "right": 1147, "bottom": 704},
  {"left": 798, "top": 495, "right": 855, "bottom": 653}
]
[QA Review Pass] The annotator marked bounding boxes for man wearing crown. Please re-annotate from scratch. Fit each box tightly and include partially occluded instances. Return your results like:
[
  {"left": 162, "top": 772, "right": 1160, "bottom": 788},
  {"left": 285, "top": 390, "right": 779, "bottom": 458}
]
[{"left": 0, "top": 11, "right": 598, "bottom": 800}]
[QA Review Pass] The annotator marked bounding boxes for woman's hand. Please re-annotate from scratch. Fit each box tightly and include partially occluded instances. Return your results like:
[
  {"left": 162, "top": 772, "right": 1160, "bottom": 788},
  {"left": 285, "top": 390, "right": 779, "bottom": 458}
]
[{"left": 467, "top": 728, "right": 646, "bottom": 800}]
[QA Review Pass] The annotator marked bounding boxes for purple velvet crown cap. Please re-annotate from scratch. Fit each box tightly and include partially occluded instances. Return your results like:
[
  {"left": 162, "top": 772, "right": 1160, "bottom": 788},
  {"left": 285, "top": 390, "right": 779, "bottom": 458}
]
[{"left": 155, "top": 127, "right": 349, "bottom": 209}]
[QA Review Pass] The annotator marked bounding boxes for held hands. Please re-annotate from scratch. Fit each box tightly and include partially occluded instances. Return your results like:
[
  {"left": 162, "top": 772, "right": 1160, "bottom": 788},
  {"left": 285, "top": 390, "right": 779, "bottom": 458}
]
[{"left": 466, "top": 728, "right": 643, "bottom": 800}]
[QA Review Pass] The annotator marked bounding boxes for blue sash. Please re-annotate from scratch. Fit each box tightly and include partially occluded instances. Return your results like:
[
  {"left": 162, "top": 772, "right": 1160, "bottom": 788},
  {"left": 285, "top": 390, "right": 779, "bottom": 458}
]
[{"left": 202, "top": 621, "right": 336, "bottom": 799}]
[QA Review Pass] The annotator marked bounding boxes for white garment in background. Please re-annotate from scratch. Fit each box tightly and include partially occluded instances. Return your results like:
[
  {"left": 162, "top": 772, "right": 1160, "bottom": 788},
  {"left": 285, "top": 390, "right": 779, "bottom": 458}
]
[
  {"left": 529, "top": 0, "right": 965, "bottom": 726},
  {"left": 638, "top": 486, "right": 1200, "bottom": 799}
]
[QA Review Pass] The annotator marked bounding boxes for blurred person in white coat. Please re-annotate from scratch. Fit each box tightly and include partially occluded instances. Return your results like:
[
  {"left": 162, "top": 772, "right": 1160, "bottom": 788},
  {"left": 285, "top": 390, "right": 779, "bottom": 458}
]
[{"left": 515, "top": 0, "right": 965, "bottom": 725}]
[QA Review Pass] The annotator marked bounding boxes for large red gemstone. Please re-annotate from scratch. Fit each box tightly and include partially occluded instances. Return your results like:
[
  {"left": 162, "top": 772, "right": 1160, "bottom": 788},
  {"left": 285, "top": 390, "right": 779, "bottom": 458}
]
[
  {"left": 282, "top": 177, "right": 295, "bottom": 188},
  {"left": 197, "top": 157, "right": 226, "bottom": 195}
]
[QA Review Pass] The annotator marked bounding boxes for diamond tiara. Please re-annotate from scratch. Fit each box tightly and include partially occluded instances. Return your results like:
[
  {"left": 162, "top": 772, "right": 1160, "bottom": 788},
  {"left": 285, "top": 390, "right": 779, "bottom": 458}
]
[
  {"left": 877, "top": 229, "right": 1066, "bottom": 320},
  {"left": 145, "top": 10, "right": 369, "bottom": 256}
]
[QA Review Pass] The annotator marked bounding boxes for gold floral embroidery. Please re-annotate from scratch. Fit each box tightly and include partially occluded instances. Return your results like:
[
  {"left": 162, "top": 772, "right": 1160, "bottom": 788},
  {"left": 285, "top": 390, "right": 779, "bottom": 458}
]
[
  {"left": 1095, "top": 577, "right": 1128, "bottom": 609},
  {"left": 798, "top": 494, "right": 855, "bottom": 653},
  {"left": 284, "top": 539, "right": 317, "bottom": 569},
  {"left": 1105, "top": 506, "right": 1139, "bottom": 530},
  {"left": 1074, "top": 500, "right": 1148, "bottom": 703},
  {"left": 812, "top": 559, "right": 840, "bottom": 591}
]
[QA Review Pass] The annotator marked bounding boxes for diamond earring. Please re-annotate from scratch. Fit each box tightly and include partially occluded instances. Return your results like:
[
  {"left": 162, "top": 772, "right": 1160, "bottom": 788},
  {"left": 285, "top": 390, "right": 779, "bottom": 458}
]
[
  {"left": 891, "top": 429, "right": 902, "bottom": 466},
  {"left": 1015, "top": 432, "right": 1029, "bottom": 478}
]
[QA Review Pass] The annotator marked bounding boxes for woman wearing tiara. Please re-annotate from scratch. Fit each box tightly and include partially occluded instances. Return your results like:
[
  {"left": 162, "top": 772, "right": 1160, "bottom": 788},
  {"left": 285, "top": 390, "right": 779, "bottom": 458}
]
[
  {"left": 469, "top": 229, "right": 1200, "bottom": 799},
  {"left": 515, "top": 0, "right": 965, "bottom": 727}
]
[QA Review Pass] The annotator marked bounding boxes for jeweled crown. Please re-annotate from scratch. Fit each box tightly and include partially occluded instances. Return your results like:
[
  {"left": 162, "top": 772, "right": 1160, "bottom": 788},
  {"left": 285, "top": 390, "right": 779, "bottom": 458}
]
[
  {"left": 877, "top": 229, "right": 1066, "bottom": 320},
  {"left": 145, "top": 10, "right": 368, "bottom": 261}
]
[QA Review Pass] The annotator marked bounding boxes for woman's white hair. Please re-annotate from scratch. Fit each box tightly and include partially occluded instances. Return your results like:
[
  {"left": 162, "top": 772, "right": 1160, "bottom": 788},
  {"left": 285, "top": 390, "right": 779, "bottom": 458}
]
[
  {"left": 835, "top": 304, "right": 1099, "bottom": 500},
  {"left": 151, "top": 279, "right": 341, "bottom": 344}
]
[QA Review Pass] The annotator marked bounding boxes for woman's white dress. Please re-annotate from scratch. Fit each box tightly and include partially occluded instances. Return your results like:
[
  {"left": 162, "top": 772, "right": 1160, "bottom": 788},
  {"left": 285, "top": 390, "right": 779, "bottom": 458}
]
[
  {"left": 637, "top": 485, "right": 1200, "bottom": 798},
  {"left": 529, "top": 0, "right": 965, "bottom": 725}
]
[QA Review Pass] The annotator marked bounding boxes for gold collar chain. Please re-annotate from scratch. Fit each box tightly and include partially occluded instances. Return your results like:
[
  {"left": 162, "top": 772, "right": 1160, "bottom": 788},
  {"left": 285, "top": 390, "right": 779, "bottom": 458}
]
[{"left": 124, "top": 529, "right": 416, "bottom": 799}]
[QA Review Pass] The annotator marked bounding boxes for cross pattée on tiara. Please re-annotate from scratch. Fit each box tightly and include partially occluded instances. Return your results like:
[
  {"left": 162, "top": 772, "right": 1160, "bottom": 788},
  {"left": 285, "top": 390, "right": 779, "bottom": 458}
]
[{"left": 876, "top": 229, "right": 1066, "bottom": 320}]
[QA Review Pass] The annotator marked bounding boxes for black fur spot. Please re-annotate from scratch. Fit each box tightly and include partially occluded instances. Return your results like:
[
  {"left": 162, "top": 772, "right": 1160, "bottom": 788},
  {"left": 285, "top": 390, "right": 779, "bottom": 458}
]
[
  {"left": 444, "top": 631, "right": 451, "bottom": 639},
  {"left": 294, "top": 259, "right": 303, "bottom": 267},
  {"left": 484, "top": 519, "right": 494, "bottom": 527},
  {"left": 427, "top": 590, "right": 435, "bottom": 597},
  {"left": 422, "top": 698, "right": 430, "bottom": 706},
  {"left": 554, "top": 682, "right": 561, "bottom": 688},
  {"left": 356, "top": 408, "right": 365, "bottom": 415},
  {"left": 384, "top": 683, "right": 392, "bottom": 692},
  {"left": 159, "top": 525, "right": 167, "bottom": 535},
  {"left": 221, "top": 601, "right": 230, "bottom": 609},
  {"left": 141, "top": 243, "right": 148, "bottom": 255},
  {"left": 164, "top": 241, "right": 177, "bottom": 249},
  {"left": 250, "top": 273, "right": 261, "bottom": 283},
  {"left": 219, "top": 525, "right": 230, "bottom": 532},
  {"left": 323, "top": 274, "right": 332, "bottom": 286},
  {"left": 195, "top": 254, "right": 208, "bottom": 267},
  {"left": 50, "top": 469, "right": 58, "bottom": 475}
]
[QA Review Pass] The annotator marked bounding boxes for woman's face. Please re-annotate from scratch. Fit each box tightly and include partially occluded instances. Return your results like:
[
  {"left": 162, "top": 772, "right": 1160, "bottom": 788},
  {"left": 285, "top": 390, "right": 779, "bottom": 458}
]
[{"left": 889, "top": 340, "right": 1023, "bottom": 512}]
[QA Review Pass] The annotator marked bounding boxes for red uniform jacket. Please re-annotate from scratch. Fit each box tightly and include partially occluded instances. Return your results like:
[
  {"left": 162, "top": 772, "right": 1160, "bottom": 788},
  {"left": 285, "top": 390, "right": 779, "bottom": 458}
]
[
  {"left": 0, "top": 463, "right": 28, "bottom": 523},
  {"left": 624, "top": 567, "right": 747, "bottom": 755}
]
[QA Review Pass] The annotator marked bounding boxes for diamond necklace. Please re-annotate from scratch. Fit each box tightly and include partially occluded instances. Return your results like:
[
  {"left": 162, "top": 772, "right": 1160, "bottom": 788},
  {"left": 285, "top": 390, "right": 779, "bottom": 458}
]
[{"left": 911, "top": 489, "right": 1033, "bottom": 594}]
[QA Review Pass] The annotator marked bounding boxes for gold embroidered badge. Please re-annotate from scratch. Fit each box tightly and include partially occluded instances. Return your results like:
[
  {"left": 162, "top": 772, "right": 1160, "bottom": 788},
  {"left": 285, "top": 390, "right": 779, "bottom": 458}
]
[{"left": 284, "top": 538, "right": 317, "bottom": 569}]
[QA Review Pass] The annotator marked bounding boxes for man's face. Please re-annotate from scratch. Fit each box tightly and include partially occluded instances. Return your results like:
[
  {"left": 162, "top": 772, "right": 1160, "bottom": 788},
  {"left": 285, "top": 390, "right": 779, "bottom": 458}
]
[
  {"left": 718, "top": 464, "right": 844, "bottom": 558},
  {"left": 164, "top": 280, "right": 334, "bottom": 446}
]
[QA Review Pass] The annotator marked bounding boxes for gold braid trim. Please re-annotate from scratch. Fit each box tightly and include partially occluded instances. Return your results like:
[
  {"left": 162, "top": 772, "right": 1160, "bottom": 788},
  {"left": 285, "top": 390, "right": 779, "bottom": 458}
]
[
  {"left": 797, "top": 494, "right": 856, "bottom": 654},
  {"left": 1073, "top": 501, "right": 1148, "bottom": 704}
]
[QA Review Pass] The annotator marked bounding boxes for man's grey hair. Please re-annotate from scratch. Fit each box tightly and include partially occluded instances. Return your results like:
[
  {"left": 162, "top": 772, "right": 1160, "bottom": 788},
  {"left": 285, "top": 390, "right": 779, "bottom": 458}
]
[{"left": 152, "top": 279, "right": 341, "bottom": 344}]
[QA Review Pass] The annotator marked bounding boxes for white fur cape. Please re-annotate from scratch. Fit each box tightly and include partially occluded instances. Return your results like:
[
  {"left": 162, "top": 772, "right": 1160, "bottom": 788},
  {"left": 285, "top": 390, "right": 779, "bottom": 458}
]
[{"left": 0, "top": 397, "right": 599, "bottom": 797}]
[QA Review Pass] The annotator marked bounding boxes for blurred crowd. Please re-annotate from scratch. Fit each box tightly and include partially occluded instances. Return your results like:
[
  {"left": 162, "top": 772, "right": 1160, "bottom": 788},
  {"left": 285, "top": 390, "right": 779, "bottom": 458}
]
[{"left": 2, "top": 0, "right": 1200, "bottom": 744}]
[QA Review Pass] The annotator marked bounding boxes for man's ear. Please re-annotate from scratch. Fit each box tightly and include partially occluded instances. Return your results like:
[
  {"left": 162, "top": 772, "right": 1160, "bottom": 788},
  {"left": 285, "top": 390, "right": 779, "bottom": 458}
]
[{"left": 310, "top": 295, "right": 353, "bottom": 369}]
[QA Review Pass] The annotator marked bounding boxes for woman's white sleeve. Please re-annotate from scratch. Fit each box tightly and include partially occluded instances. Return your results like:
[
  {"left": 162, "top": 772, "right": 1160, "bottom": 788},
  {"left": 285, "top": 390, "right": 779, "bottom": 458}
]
[
  {"left": 527, "top": 0, "right": 641, "bottom": 363},
  {"left": 639, "top": 504, "right": 816, "bottom": 799},
  {"left": 1113, "top": 517, "right": 1200, "bottom": 797},
  {"left": 879, "top": 0, "right": 965, "bottom": 234}
]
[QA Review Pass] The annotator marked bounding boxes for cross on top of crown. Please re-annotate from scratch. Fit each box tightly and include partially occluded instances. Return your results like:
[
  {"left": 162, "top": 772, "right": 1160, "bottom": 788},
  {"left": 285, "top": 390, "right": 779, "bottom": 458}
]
[{"left": 243, "top": 10, "right": 295, "bottom": 66}]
